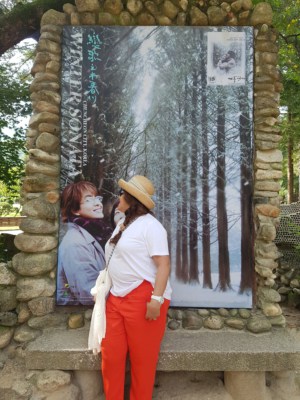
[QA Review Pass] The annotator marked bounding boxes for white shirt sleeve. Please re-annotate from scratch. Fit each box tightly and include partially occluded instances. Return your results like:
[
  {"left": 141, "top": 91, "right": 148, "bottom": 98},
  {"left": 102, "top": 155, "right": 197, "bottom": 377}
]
[{"left": 144, "top": 219, "right": 169, "bottom": 257}]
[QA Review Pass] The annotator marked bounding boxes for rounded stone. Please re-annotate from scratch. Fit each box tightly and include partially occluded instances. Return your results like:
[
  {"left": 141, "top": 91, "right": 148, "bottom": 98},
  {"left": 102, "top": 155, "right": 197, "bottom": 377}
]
[
  {"left": 207, "top": 6, "right": 226, "bottom": 25},
  {"left": 36, "top": 370, "right": 71, "bottom": 392},
  {"left": 29, "top": 112, "right": 60, "bottom": 129},
  {"left": 17, "top": 303, "right": 31, "bottom": 324},
  {"left": 0, "top": 263, "right": 16, "bottom": 285},
  {"left": 182, "top": 311, "right": 203, "bottom": 330},
  {"left": 262, "top": 303, "right": 282, "bottom": 317},
  {"left": 80, "top": 11, "right": 97, "bottom": 24},
  {"left": 36, "top": 132, "right": 60, "bottom": 152},
  {"left": 68, "top": 314, "right": 84, "bottom": 329},
  {"left": 257, "top": 224, "right": 276, "bottom": 241},
  {"left": 35, "top": 101, "right": 59, "bottom": 115},
  {"left": 225, "top": 318, "right": 245, "bottom": 330},
  {"left": 98, "top": 12, "right": 116, "bottom": 25},
  {"left": 277, "top": 286, "right": 291, "bottom": 295},
  {"left": 41, "top": 10, "right": 67, "bottom": 26},
  {"left": 84, "top": 309, "right": 93, "bottom": 320},
  {"left": 28, "top": 314, "right": 68, "bottom": 329},
  {"left": 137, "top": 13, "right": 156, "bottom": 25},
  {"left": 20, "top": 218, "right": 58, "bottom": 234},
  {"left": 12, "top": 252, "right": 56, "bottom": 276},
  {"left": 71, "top": 12, "right": 81, "bottom": 25},
  {"left": 203, "top": 315, "right": 224, "bottom": 330},
  {"left": 246, "top": 316, "right": 272, "bottom": 333},
  {"left": 162, "top": 0, "right": 179, "bottom": 19},
  {"left": 16, "top": 278, "right": 56, "bottom": 301},
  {"left": 119, "top": 11, "right": 134, "bottom": 25},
  {"left": 256, "top": 204, "right": 280, "bottom": 218},
  {"left": 168, "top": 319, "right": 180, "bottom": 330},
  {"left": 250, "top": 2, "right": 273, "bottom": 26},
  {"left": 189, "top": 6, "right": 208, "bottom": 26},
  {"left": 127, "top": 0, "right": 143, "bottom": 16},
  {"left": 290, "top": 279, "right": 300, "bottom": 288},
  {"left": 268, "top": 314, "right": 286, "bottom": 327},
  {"left": 0, "top": 326, "right": 14, "bottom": 349},
  {"left": 229, "top": 309, "right": 238, "bottom": 317},
  {"left": 238, "top": 309, "right": 251, "bottom": 319},
  {"left": 0, "top": 312, "right": 18, "bottom": 327},
  {"left": 21, "top": 197, "right": 59, "bottom": 219},
  {"left": 14, "top": 325, "right": 41, "bottom": 343},
  {"left": 0, "top": 286, "right": 17, "bottom": 312},
  {"left": 173, "top": 309, "right": 184, "bottom": 320},
  {"left": 179, "top": 0, "right": 188, "bottom": 11},
  {"left": 156, "top": 15, "right": 172, "bottom": 25},
  {"left": 23, "top": 174, "right": 59, "bottom": 192},
  {"left": 231, "top": 0, "right": 242, "bottom": 12},
  {"left": 104, "top": 0, "right": 124, "bottom": 15},
  {"left": 242, "top": 0, "right": 252, "bottom": 10},
  {"left": 14, "top": 234, "right": 57, "bottom": 253},
  {"left": 63, "top": 3, "right": 76, "bottom": 14},
  {"left": 40, "top": 31, "right": 61, "bottom": 44},
  {"left": 26, "top": 159, "right": 59, "bottom": 177},
  {"left": 197, "top": 309, "right": 210, "bottom": 317},
  {"left": 28, "top": 297, "right": 55, "bottom": 316},
  {"left": 29, "top": 148, "right": 60, "bottom": 164},
  {"left": 258, "top": 287, "right": 281, "bottom": 303},
  {"left": 218, "top": 308, "right": 230, "bottom": 317}
]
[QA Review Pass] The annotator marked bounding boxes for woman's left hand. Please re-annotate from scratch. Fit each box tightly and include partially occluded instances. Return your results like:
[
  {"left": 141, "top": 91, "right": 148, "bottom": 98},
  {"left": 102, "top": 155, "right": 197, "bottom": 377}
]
[{"left": 146, "top": 299, "right": 161, "bottom": 320}]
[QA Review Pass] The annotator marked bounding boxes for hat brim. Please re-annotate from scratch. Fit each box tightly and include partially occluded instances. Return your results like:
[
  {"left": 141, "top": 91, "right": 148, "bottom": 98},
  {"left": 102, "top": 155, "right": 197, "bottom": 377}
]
[{"left": 118, "top": 179, "right": 155, "bottom": 210}]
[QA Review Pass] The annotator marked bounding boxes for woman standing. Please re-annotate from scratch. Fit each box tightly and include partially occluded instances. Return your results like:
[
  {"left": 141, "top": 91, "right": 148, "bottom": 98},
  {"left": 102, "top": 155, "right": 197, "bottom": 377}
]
[
  {"left": 101, "top": 175, "right": 172, "bottom": 400},
  {"left": 57, "top": 181, "right": 111, "bottom": 305}
]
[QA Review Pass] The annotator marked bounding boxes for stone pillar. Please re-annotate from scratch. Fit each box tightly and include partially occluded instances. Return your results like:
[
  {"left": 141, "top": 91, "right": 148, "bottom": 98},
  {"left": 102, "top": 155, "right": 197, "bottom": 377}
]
[{"left": 224, "top": 371, "right": 270, "bottom": 400}]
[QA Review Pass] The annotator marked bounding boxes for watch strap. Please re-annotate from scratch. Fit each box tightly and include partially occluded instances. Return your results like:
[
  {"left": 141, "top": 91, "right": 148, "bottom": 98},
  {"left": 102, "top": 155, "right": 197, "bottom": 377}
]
[{"left": 151, "top": 294, "right": 164, "bottom": 304}]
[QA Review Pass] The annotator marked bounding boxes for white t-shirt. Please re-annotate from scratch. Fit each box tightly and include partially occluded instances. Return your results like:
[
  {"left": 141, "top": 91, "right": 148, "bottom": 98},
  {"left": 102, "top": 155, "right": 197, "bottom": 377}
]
[{"left": 105, "top": 213, "right": 172, "bottom": 299}]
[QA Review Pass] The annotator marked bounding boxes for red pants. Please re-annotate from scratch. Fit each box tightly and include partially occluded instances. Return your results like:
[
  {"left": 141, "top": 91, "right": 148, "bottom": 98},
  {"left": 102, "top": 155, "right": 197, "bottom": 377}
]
[{"left": 101, "top": 280, "right": 170, "bottom": 400}]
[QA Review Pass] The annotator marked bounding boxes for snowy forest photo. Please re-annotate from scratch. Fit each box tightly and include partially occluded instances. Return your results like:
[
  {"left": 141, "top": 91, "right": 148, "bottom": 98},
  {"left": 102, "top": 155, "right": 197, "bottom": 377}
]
[{"left": 60, "top": 26, "right": 254, "bottom": 308}]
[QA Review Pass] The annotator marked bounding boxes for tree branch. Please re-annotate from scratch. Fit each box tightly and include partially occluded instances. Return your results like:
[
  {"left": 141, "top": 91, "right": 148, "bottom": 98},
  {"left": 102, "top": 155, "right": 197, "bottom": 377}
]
[{"left": 0, "top": 0, "right": 75, "bottom": 55}]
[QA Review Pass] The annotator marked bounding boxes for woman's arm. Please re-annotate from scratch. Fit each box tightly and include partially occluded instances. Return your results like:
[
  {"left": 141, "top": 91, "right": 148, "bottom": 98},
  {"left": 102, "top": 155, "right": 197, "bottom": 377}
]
[{"left": 146, "top": 255, "right": 170, "bottom": 320}]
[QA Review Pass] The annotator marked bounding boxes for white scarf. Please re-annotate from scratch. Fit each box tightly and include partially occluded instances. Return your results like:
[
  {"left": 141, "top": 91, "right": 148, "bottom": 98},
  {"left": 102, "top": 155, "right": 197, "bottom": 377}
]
[{"left": 88, "top": 268, "right": 112, "bottom": 354}]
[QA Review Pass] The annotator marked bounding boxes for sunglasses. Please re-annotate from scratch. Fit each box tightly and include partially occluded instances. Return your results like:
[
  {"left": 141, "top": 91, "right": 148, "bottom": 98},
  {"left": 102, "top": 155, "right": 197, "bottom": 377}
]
[{"left": 118, "top": 189, "right": 124, "bottom": 196}]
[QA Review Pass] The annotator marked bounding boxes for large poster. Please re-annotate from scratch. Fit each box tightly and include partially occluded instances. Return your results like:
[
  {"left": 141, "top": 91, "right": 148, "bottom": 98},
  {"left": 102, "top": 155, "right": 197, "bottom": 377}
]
[{"left": 57, "top": 26, "right": 254, "bottom": 308}]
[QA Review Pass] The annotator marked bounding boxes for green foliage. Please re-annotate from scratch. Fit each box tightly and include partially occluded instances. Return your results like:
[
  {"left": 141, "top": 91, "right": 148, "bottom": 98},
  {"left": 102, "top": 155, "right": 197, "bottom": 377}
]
[
  {"left": 256, "top": 0, "right": 300, "bottom": 201},
  {"left": 0, "top": 176, "right": 21, "bottom": 216},
  {"left": 0, "top": 39, "right": 34, "bottom": 195}
]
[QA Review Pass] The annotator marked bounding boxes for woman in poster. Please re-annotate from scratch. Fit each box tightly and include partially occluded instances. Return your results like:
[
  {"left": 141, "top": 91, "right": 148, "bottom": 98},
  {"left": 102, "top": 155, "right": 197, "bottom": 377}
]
[
  {"left": 101, "top": 175, "right": 172, "bottom": 400},
  {"left": 56, "top": 181, "right": 111, "bottom": 305}
]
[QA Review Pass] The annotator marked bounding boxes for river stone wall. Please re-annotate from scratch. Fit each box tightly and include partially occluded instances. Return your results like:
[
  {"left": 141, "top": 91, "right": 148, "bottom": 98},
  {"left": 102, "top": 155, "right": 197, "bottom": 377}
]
[{"left": 0, "top": 0, "right": 284, "bottom": 355}]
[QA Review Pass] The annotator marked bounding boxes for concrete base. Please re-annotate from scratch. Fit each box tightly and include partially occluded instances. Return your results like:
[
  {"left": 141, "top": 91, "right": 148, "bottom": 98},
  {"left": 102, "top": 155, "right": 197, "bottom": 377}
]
[
  {"left": 25, "top": 327, "right": 300, "bottom": 371},
  {"left": 224, "top": 371, "right": 271, "bottom": 400}
]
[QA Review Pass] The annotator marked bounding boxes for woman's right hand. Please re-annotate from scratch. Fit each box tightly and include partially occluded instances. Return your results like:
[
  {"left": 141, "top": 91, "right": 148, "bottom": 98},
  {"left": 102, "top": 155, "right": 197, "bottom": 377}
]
[{"left": 145, "top": 299, "right": 161, "bottom": 320}]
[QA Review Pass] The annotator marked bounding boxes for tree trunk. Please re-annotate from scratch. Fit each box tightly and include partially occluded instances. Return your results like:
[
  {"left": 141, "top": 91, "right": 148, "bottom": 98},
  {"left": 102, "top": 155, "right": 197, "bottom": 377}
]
[
  {"left": 189, "top": 68, "right": 199, "bottom": 283},
  {"left": 216, "top": 94, "right": 231, "bottom": 292},
  {"left": 238, "top": 88, "right": 253, "bottom": 294},
  {"left": 176, "top": 103, "right": 183, "bottom": 279},
  {"left": 200, "top": 45, "right": 212, "bottom": 289},
  {"left": 287, "top": 114, "right": 294, "bottom": 204},
  {"left": 180, "top": 76, "right": 189, "bottom": 283}
]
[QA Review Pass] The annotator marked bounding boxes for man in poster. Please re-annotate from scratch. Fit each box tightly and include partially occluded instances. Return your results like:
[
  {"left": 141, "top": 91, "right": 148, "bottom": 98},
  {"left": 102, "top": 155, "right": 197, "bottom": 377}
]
[{"left": 56, "top": 181, "right": 112, "bottom": 305}]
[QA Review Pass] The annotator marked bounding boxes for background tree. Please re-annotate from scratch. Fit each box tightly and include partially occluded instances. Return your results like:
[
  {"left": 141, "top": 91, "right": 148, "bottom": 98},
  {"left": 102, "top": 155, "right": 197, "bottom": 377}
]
[
  {"left": 253, "top": 0, "right": 300, "bottom": 203},
  {"left": 0, "top": 40, "right": 33, "bottom": 214},
  {"left": 0, "top": 0, "right": 75, "bottom": 55}
]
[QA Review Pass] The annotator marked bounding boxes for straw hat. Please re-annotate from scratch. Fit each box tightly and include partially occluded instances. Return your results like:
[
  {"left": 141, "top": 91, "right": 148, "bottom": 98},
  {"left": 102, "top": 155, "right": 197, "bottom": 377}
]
[{"left": 118, "top": 175, "right": 155, "bottom": 210}]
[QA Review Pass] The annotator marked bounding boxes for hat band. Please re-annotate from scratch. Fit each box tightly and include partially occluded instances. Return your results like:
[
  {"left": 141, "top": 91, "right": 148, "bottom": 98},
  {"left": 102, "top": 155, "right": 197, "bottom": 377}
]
[{"left": 129, "top": 178, "right": 151, "bottom": 197}]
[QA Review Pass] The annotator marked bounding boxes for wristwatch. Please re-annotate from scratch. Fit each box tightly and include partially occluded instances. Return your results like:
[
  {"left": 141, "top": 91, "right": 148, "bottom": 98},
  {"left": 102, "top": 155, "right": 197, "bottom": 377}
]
[{"left": 151, "top": 294, "right": 164, "bottom": 305}]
